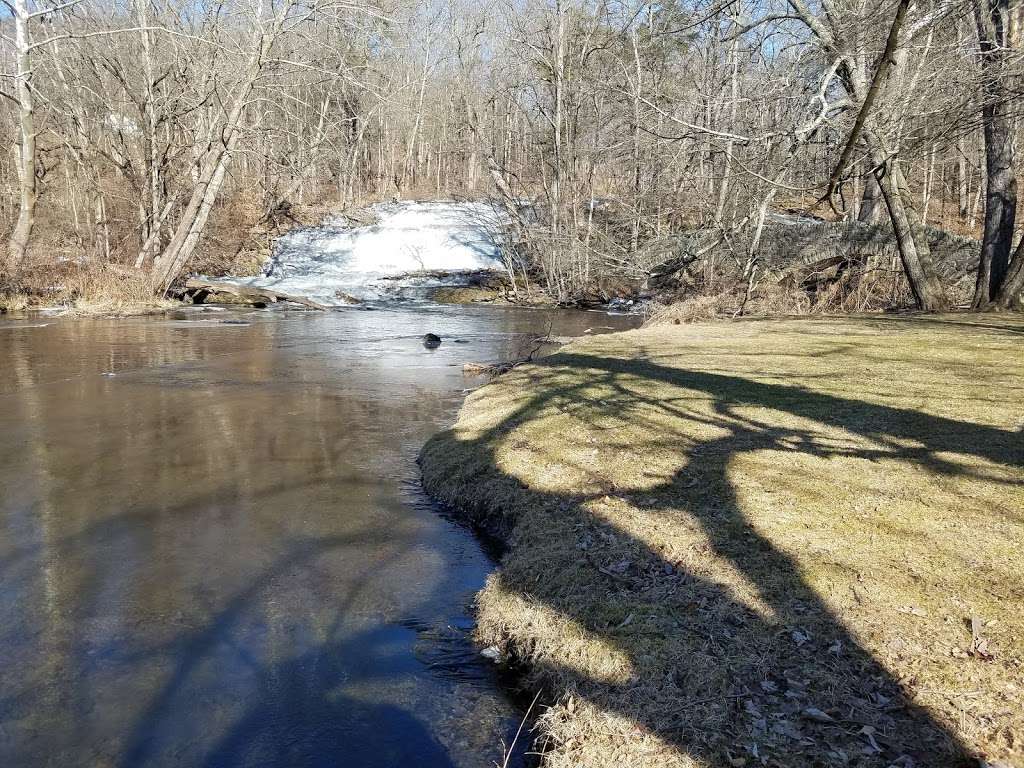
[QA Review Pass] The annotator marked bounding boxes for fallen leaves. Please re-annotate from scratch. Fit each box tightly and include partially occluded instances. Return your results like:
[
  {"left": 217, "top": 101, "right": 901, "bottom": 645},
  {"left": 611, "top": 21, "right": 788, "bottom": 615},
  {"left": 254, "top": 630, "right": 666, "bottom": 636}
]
[
  {"left": 802, "top": 706, "right": 835, "bottom": 723},
  {"left": 970, "top": 615, "right": 996, "bottom": 661}
]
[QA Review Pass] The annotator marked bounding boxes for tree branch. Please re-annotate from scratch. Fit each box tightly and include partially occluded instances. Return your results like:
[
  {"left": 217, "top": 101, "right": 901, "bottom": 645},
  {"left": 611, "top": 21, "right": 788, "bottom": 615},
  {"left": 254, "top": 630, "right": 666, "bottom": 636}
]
[{"left": 819, "top": 0, "right": 911, "bottom": 205}]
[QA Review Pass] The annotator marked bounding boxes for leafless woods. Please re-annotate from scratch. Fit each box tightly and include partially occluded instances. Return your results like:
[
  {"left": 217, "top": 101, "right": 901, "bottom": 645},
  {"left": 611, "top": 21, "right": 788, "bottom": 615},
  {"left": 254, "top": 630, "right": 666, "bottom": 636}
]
[{"left": 1, "top": 0, "right": 1022, "bottom": 309}]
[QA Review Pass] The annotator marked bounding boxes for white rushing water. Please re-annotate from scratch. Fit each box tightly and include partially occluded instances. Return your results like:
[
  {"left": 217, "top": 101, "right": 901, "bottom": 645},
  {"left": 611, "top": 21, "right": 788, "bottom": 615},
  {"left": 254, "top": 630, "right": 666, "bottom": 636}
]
[{"left": 211, "top": 200, "right": 509, "bottom": 306}]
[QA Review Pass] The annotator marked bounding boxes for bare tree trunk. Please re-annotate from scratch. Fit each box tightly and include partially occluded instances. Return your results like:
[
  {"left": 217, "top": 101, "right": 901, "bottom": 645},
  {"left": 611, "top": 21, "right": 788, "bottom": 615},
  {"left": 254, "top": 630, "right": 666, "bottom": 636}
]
[
  {"left": 858, "top": 141, "right": 946, "bottom": 313},
  {"left": 630, "top": 31, "right": 644, "bottom": 255},
  {"left": 701, "top": 19, "right": 741, "bottom": 287},
  {"left": 550, "top": 0, "right": 566, "bottom": 278},
  {"left": 996, "top": 237, "right": 1024, "bottom": 306},
  {"left": 972, "top": 0, "right": 1019, "bottom": 308},
  {"left": 957, "top": 141, "right": 970, "bottom": 219},
  {"left": 788, "top": 0, "right": 947, "bottom": 309},
  {"left": 402, "top": 48, "right": 430, "bottom": 192},
  {"left": 868, "top": 139, "right": 949, "bottom": 310},
  {"left": 8, "top": 0, "right": 37, "bottom": 271},
  {"left": 921, "top": 143, "right": 936, "bottom": 225},
  {"left": 858, "top": 173, "right": 883, "bottom": 224},
  {"left": 137, "top": 0, "right": 163, "bottom": 268}
]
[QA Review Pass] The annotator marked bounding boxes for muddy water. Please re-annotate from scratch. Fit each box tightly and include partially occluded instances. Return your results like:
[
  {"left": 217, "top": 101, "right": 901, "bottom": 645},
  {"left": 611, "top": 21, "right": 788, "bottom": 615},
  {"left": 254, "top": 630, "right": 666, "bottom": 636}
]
[{"left": 0, "top": 304, "right": 639, "bottom": 768}]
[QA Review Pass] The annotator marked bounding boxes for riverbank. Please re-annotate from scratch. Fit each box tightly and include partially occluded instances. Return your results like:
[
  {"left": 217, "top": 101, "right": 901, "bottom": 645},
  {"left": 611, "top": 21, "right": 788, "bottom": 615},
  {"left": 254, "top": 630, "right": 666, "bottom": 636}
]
[
  {"left": 0, "top": 277, "right": 178, "bottom": 316},
  {"left": 419, "top": 314, "right": 1024, "bottom": 767}
]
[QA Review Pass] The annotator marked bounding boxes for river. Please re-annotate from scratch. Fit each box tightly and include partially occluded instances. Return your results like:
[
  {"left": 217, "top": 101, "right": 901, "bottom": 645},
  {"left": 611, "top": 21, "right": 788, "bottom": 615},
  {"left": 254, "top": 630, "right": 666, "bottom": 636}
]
[{"left": 0, "top": 303, "right": 639, "bottom": 767}]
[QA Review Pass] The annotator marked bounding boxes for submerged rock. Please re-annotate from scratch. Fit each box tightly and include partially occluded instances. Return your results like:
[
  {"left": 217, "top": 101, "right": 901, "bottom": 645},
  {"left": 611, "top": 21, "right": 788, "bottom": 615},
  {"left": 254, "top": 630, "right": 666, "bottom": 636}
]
[
  {"left": 480, "top": 645, "right": 503, "bottom": 663},
  {"left": 423, "top": 333, "right": 442, "bottom": 349},
  {"left": 334, "top": 289, "right": 362, "bottom": 304}
]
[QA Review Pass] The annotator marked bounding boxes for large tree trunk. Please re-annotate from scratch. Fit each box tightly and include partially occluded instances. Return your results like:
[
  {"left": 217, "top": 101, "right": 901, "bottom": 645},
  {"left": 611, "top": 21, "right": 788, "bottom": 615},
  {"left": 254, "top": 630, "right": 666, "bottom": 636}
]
[
  {"left": 787, "top": 0, "right": 949, "bottom": 310},
  {"left": 996, "top": 237, "right": 1024, "bottom": 306},
  {"left": 149, "top": 143, "right": 236, "bottom": 291},
  {"left": 842, "top": 46, "right": 948, "bottom": 310},
  {"left": 866, "top": 132, "right": 949, "bottom": 310},
  {"left": 7, "top": 0, "right": 36, "bottom": 272},
  {"left": 858, "top": 173, "right": 883, "bottom": 224},
  {"left": 973, "top": 0, "right": 1021, "bottom": 308},
  {"left": 975, "top": 96, "right": 1017, "bottom": 306}
]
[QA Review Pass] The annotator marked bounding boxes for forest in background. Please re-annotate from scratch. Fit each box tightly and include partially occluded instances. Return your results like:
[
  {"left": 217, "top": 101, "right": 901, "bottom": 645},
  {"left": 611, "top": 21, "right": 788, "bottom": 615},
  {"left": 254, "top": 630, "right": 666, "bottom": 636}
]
[{"left": 1, "top": 0, "right": 1023, "bottom": 312}]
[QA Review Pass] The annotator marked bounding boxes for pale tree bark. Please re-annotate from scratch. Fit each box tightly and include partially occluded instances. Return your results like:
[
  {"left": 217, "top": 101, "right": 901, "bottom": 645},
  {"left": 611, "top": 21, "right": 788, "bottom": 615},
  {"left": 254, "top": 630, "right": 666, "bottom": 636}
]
[
  {"left": 998, "top": 238, "right": 1024, "bottom": 307},
  {"left": 401, "top": 47, "right": 431, "bottom": 191},
  {"left": 868, "top": 139, "right": 949, "bottom": 309},
  {"left": 855, "top": 124, "right": 947, "bottom": 311},
  {"left": 137, "top": 0, "right": 164, "bottom": 268},
  {"left": 713, "top": 28, "right": 740, "bottom": 229},
  {"left": 550, "top": 0, "right": 566, "bottom": 264},
  {"left": 858, "top": 173, "right": 884, "bottom": 224},
  {"left": 8, "top": 0, "right": 37, "bottom": 272},
  {"left": 629, "top": 30, "right": 644, "bottom": 255},
  {"left": 957, "top": 141, "right": 971, "bottom": 219}
]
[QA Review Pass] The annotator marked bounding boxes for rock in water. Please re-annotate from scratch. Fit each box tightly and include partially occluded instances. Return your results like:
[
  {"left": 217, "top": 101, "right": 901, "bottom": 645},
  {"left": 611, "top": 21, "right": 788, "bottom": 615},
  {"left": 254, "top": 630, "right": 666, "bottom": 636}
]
[{"left": 423, "top": 333, "right": 442, "bottom": 349}]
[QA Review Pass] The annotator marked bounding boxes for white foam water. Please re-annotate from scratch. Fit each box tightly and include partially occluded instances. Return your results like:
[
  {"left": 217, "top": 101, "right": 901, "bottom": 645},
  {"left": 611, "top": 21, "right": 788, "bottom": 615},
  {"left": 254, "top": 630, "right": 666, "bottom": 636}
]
[{"left": 206, "top": 200, "right": 509, "bottom": 306}]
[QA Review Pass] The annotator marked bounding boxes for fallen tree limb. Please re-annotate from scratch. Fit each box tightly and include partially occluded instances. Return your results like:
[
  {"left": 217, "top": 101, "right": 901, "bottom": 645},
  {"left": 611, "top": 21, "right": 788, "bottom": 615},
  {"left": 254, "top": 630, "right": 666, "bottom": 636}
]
[
  {"left": 463, "top": 326, "right": 557, "bottom": 375},
  {"left": 184, "top": 278, "right": 329, "bottom": 310}
]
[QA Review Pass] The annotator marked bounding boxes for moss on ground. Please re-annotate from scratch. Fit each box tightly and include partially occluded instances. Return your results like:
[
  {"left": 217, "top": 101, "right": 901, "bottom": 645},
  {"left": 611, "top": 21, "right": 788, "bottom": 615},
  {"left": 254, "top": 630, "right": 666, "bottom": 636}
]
[{"left": 419, "top": 313, "right": 1024, "bottom": 768}]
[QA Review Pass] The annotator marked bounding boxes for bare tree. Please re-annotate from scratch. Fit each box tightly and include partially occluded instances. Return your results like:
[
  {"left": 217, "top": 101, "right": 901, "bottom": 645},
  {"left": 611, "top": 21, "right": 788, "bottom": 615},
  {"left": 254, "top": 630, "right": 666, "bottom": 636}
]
[
  {"left": 4, "top": 0, "right": 46, "bottom": 271},
  {"left": 973, "top": 0, "right": 1024, "bottom": 308}
]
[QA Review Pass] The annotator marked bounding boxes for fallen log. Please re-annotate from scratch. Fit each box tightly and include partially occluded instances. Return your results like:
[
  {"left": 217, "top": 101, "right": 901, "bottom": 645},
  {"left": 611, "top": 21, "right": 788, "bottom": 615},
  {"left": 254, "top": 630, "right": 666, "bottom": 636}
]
[{"left": 184, "top": 278, "right": 329, "bottom": 310}]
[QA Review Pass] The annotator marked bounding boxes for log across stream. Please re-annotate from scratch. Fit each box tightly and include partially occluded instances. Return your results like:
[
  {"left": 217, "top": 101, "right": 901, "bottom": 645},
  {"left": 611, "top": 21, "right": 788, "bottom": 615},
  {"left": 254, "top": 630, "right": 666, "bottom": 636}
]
[{"left": 184, "top": 278, "right": 333, "bottom": 309}]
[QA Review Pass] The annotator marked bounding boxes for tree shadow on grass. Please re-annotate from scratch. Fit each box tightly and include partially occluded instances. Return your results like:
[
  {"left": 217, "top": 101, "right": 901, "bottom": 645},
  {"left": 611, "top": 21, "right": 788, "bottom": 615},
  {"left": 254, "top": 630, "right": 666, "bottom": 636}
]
[{"left": 423, "top": 347, "right": 1023, "bottom": 766}]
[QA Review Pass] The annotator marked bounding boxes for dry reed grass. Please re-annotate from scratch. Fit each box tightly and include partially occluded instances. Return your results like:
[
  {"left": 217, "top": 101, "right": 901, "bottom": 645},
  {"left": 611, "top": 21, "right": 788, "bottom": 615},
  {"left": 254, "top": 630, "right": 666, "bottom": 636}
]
[{"left": 0, "top": 259, "right": 175, "bottom": 315}]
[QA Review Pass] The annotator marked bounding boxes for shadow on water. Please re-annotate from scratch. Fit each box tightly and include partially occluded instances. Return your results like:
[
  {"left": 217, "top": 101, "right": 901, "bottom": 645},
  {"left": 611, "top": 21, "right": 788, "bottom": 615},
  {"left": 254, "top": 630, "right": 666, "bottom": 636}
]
[
  {"left": 0, "top": 307, "right": 644, "bottom": 768},
  {"left": 118, "top": 525, "right": 454, "bottom": 768},
  {"left": 424, "top": 339, "right": 1023, "bottom": 765}
]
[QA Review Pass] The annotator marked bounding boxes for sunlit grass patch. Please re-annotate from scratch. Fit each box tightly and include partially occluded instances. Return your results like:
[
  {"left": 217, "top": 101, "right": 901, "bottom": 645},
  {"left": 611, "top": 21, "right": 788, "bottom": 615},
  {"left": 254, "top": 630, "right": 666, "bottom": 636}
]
[{"left": 421, "top": 313, "right": 1024, "bottom": 768}]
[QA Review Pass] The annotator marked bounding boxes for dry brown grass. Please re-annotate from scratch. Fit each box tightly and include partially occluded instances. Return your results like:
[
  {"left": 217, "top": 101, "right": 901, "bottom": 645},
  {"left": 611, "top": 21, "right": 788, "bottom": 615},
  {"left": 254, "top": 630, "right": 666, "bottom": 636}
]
[
  {"left": 646, "top": 284, "right": 816, "bottom": 324},
  {"left": 0, "top": 260, "right": 175, "bottom": 315},
  {"left": 420, "top": 314, "right": 1024, "bottom": 768},
  {"left": 645, "top": 268, "right": 939, "bottom": 325}
]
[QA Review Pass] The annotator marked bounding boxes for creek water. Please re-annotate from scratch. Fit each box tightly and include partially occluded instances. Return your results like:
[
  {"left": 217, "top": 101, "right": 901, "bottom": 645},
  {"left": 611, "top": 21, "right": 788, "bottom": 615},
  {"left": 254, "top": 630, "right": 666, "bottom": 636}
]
[{"left": 0, "top": 303, "right": 639, "bottom": 768}]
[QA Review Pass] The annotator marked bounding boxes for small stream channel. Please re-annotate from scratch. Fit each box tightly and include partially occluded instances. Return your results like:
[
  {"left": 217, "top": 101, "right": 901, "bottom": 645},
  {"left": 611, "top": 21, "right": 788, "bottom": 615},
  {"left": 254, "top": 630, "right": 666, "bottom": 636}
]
[{"left": 0, "top": 303, "right": 639, "bottom": 767}]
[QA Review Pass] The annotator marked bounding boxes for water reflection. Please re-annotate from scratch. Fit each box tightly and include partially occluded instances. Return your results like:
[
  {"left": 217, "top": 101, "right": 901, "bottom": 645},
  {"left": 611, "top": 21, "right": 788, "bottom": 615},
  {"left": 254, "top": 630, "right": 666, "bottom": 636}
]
[{"left": 0, "top": 305, "right": 639, "bottom": 767}]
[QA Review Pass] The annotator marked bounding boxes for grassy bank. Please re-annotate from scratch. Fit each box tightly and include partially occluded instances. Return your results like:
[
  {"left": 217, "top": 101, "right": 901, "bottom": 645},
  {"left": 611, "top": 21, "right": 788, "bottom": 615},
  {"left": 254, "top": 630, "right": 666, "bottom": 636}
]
[
  {"left": 419, "top": 314, "right": 1024, "bottom": 767},
  {"left": 0, "top": 262, "right": 181, "bottom": 316}
]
